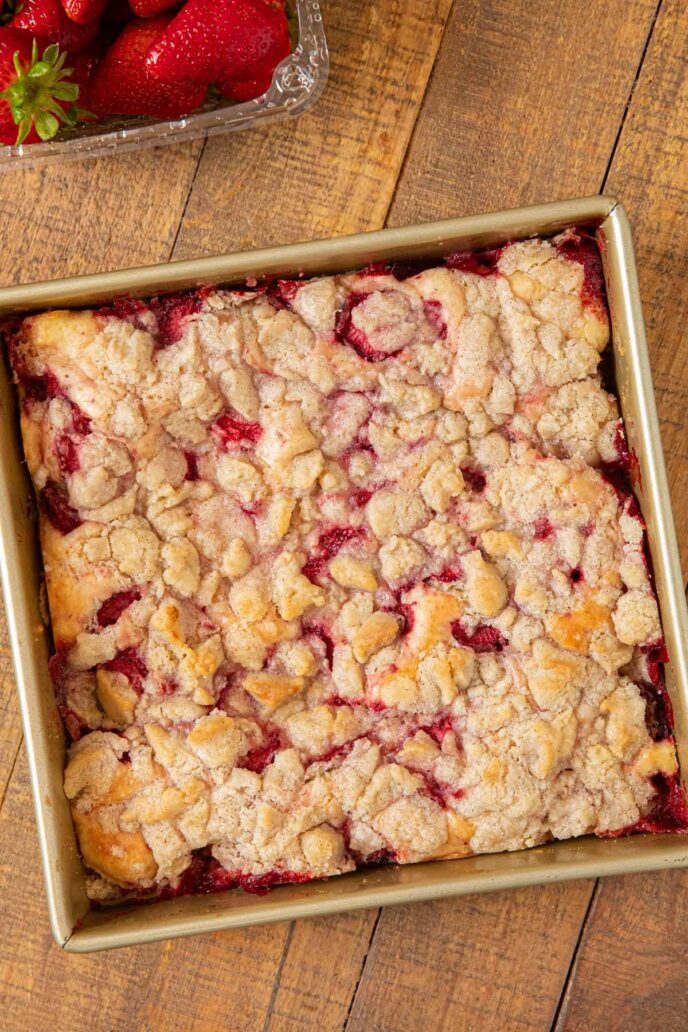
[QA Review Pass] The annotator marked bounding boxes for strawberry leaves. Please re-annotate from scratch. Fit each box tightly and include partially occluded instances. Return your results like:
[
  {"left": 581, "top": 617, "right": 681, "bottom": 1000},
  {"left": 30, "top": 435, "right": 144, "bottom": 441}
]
[{"left": 0, "top": 38, "right": 89, "bottom": 144}]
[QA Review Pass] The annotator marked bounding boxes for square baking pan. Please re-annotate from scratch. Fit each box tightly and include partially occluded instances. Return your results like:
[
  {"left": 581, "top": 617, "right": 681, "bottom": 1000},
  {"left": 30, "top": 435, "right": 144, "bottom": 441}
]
[{"left": 1, "top": 195, "right": 687, "bottom": 953}]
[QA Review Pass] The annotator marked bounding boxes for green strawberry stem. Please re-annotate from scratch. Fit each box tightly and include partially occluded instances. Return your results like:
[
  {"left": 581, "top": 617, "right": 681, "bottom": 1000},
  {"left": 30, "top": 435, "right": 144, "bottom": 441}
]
[{"left": 0, "top": 39, "right": 87, "bottom": 145}]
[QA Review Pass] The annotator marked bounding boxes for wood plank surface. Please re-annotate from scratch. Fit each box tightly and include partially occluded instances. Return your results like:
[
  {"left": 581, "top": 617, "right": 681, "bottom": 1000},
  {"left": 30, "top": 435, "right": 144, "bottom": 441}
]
[
  {"left": 0, "top": 0, "right": 686, "bottom": 1029},
  {"left": 388, "top": 0, "right": 661, "bottom": 225},
  {"left": 554, "top": 2, "right": 688, "bottom": 1025},
  {"left": 0, "top": 141, "right": 204, "bottom": 284},
  {"left": 173, "top": 0, "right": 453, "bottom": 258},
  {"left": 0, "top": 2, "right": 452, "bottom": 1030},
  {"left": 0, "top": 751, "right": 290, "bottom": 1032},
  {"left": 347, "top": 884, "right": 594, "bottom": 1032},
  {"left": 340, "top": 2, "right": 666, "bottom": 1030}
]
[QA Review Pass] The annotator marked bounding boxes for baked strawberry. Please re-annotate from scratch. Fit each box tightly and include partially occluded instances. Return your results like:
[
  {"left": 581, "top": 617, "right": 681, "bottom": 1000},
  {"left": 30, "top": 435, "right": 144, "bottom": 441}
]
[
  {"left": 89, "top": 15, "right": 207, "bottom": 118},
  {"left": 0, "top": 28, "right": 88, "bottom": 143},
  {"left": 145, "top": 0, "right": 291, "bottom": 87},
  {"left": 60, "top": 0, "right": 107, "bottom": 25},
  {"left": 11, "top": 0, "right": 100, "bottom": 52},
  {"left": 128, "top": 0, "right": 178, "bottom": 15}
]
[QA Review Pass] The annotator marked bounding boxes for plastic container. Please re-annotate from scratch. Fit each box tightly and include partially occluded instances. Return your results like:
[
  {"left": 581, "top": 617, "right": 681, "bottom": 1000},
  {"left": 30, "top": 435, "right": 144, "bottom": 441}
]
[{"left": 0, "top": 0, "right": 328, "bottom": 170}]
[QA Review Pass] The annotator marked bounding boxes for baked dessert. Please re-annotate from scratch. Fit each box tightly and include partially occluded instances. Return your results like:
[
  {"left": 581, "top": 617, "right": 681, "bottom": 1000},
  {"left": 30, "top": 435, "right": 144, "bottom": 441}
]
[{"left": 7, "top": 229, "right": 686, "bottom": 902}]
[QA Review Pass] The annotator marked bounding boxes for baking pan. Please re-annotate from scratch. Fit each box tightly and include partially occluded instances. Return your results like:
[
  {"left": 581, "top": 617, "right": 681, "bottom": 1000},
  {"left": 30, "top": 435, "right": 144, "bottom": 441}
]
[{"left": 1, "top": 196, "right": 687, "bottom": 953}]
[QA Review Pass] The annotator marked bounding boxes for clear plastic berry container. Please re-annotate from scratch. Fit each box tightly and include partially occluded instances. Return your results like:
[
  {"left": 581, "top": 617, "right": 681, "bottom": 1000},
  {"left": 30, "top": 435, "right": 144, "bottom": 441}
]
[{"left": 0, "top": 0, "right": 328, "bottom": 170}]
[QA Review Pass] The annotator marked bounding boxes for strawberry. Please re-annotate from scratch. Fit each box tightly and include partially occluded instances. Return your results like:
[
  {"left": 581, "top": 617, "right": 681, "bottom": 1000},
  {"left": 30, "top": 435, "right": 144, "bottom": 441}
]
[
  {"left": 145, "top": 0, "right": 291, "bottom": 88},
  {"left": 128, "top": 0, "right": 178, "bottom": 15},
  {"left": 89, "top": 15, "right": 207, "bottom": 118},
  {"left": 60, "top": 0, "right": 107, "bottom": 26},
  {"left": 11, "top": 0, "right": 101, "bottom": 52},
  {"left": 68, "top": 41, "right": 99, "bottom": 106},
  {"left": 218, "top": 64, "right": 277, "bottom": 102},
  {"left": 0, "top": 28, "right": 88, "bottom": 143}
]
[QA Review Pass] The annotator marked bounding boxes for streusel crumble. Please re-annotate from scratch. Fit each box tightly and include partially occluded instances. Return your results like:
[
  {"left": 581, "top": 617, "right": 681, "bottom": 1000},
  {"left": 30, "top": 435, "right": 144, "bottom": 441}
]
[{"left": 8, "top": 229, "right": 687, "bottom": 902}]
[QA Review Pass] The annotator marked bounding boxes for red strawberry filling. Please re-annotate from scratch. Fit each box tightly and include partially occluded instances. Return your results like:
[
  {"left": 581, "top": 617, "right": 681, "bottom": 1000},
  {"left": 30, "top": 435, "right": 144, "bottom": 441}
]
[
  {"left": 533, "top": 516, "right": 553, "bottom": 540},
  {"left": 335, "top": 294, "right": 405, "bottom": 363},
  {"left": 96, "top": 589, "right": 142, "bottom": 627},
  {"left": 568, "top": 567, "right": 584, "bottom": 585},
  {"left": 460, "top": 466, "right": 487, "bottom": 493},
  {"left": 263, "top": 278, "right": 303, "bottom": 310},
  {"left": 54, "top": 434, "right": 80, "bottom": 475},
  {"left": 157, "top": 853, "right": 311, "bottom": 901},
  {"left": 426, "top": 715, "right": 454, "bottom": 743},
  {"left": 602, "top": 772, "right": 688, "bottom": 837},
  {"left": 555, "top": 228, "right": 606, "bottom": 314},
  {"left": 413, "top": 769, "right": 464, "bottom": 809},
  {"left": 95, "top": 297, "right": 151, "bottom": 332},
  {"left": 40, "top": 481, "right": 82, "bottom": 534},
  {"left": 18, "top": 368, "right": 62, "bottom": 402},
  {"left": 97, "top": 291, "right": 205, "bottom": 348},
  {"left": 310, "top": 738, "right": 357, "bottom": 766},
  {"left": 445, "top": 246, "right": 504, "bottom": 276},
  {"left": 150, "top": 291, "right": 204, "bottom": 348},
  {"left": 48, "top": 643, "right": 84, "bottom": 741},
  {"left": 101, "top": 648, "right": 147, "bottom": 694},
  {"left": 452, "top": 622, "right": 506, "bottom": 653},
  {"left": 317, "top": 525, "right": 366, "bottom": 558},
  {"left": 638, "top": 682, "right": 673, "bottom": 742},
  {"left": 350, "top": 488, "right": 373, "bottom": 508},
  {"left": 52, "top": 396, "right": 91, "bottom": 474},
  {"left": 184, "top": 450, "right": 200, "bottom": 480},
  {"left": 424, "top": 299, "right": 447, "bottom": 338},
  {"left": 239, "top": 729, "right": 282, "bottom": 773},
  {"left": 211, "top": 412, "right": 263, "bottom": 449},
  {"left": 304, "top": 623, "right": 335, "bottom": 668},
  {"left": 383, "top": 600, "right": 414, "bottom": 637},
  {"left": 433, "top": 565, "right": 463, "bottom": 583},
  {"left": 303, "top": 526, "right": 366, "bottom": 585},
  {"left": 643, "top": 640, "right": 670, "bottom": 689}
]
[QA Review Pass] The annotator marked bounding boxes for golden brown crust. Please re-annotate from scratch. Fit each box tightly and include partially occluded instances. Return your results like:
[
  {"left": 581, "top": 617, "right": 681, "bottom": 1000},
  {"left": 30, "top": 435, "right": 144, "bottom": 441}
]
[{"left": 10, "top": 231, "right": 679, "bottom": 898}]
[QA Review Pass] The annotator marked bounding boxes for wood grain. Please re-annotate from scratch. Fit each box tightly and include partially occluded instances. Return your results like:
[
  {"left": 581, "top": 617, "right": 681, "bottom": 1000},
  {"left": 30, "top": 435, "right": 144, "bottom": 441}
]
[
  {"left": 173, "top": 0, "right": 454, "bottom": 258},
  {"left": 388, "top": 0, "right": 660, "bottom": 226},
  {"left": 0, "top": 141, "right": 204, "bottom": 284},
  {"left": 347, "top": 884, "right": 594, "bottom": 1032},
  {"left": 340, "top": 3, "right": 667, "bottom": 1029},
  {"left": 555, "top": 871, "right": 688, "bottom": 1032},
  {"left": 0, "top": 607, "right": 22, "bottom": 796},
  {"left": 554, "top": 3, "right": 688, "bottom": 1026},
  {"left": 0, "top": 3, "right": 453, "bottom": 1030},
  {"left": 0, "top": 0, "right": 685, "bottom": 1027},
  {"left": 0, "top": 749, "right": 291, "bottom": 1032},
  {"left": 264, "top": 911, "right": 379, "bottom": 1031},
  {"left": 605, "top": 0, "right": 688, "bottom": 572}
]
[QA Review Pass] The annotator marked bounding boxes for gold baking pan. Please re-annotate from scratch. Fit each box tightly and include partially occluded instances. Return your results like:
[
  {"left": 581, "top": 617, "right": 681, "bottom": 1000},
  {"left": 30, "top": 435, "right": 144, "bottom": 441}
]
[{"left": 1, "top": 196, "right": 687, "bottom": 953}]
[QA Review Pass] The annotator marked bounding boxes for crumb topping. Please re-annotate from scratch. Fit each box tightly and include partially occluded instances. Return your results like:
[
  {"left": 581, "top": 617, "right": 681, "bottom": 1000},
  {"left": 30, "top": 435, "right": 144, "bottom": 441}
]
[{"left": 9, "top": 229, "right": 682, "bottom": 900}]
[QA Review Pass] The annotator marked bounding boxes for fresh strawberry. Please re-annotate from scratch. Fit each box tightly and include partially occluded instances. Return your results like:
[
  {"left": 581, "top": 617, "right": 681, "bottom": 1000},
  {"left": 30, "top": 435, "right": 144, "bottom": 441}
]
[
  {"left": 60, "top": 0, "right": 107, "bottom": 26},
  {"left": 68, "top": 41, "right": 99, "bottom": 106},
  {"left": 218, "top": 64, "right": 277, "bottom": 102},
  {"left": 128, "top": 0, "right": 178, "bottom": 15},
  {"left": 0, "top": 28, "right": 88, "bottom": 143},
  {"left": 102, "top": 0, "right": 134, "bottom": 31},
  {"left": 145, "top": 0, "right": 291, "bottom": 88},
  {"left": 89, "top": 15, "right": 207, "bottom": 118},
  {"left": 12, "top": 0, "right": 101, "bottom": 52}
]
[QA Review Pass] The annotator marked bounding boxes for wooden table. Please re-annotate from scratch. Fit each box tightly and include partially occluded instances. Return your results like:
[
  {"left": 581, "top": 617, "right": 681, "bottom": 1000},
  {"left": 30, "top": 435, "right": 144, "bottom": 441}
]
[{"left": 1, "top": 2, "right": 687, "bottom": 1028}]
